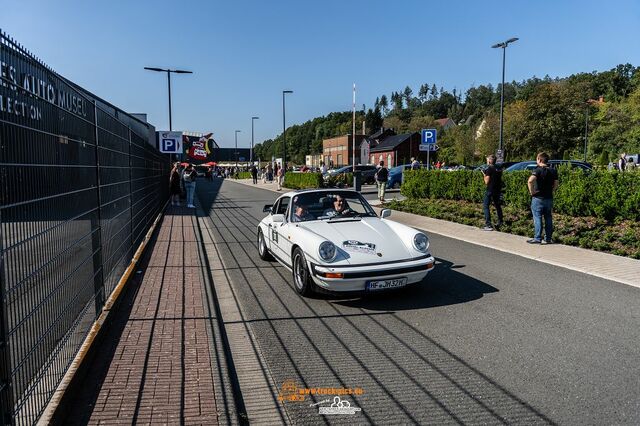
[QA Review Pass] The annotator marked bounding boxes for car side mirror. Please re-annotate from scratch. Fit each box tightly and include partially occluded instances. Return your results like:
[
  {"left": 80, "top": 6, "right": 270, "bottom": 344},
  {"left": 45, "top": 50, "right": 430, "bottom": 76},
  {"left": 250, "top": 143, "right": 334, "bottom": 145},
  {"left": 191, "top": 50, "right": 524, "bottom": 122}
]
[
  {"left": 272, "top": 214, "right": 285, "bottom": 223},
  {"left": 263, "top": 204, "right": 273, "bottom": 213},
  {"left": 380, "top": 209, "right": 391, "bottom": 219}
]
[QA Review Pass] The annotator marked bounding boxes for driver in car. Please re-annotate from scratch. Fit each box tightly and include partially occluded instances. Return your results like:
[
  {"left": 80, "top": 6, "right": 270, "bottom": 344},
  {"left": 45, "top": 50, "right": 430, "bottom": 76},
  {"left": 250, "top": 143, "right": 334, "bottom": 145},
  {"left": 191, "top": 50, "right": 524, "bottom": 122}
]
[
  {"left": 323, "top": 195, "right": 356, "bottom": 217},
  {"left": 292, "top": 202, "right": 314, "bottom": 222}
]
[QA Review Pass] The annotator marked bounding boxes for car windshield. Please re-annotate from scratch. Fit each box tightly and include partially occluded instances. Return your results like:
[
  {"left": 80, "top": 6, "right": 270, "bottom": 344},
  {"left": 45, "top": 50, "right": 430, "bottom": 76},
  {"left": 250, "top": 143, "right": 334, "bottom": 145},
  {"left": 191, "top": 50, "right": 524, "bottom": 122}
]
[{"left": 289, "top": 191, "right": 377, "bottom": 222}]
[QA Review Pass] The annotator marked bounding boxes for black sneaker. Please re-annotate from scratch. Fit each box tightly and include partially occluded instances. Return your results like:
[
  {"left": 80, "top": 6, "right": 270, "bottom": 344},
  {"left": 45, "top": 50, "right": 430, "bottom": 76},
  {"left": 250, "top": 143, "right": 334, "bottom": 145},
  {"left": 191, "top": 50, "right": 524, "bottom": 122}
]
[{"left": 526, "top": 239, "right": 541, "bottom": 244}]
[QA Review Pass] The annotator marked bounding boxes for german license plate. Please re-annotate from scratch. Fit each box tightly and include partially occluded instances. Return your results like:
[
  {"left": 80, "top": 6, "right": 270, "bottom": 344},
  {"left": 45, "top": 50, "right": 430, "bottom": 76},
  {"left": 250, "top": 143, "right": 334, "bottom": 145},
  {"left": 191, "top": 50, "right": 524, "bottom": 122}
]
[{"left": 366, "top": 277, "right": 407, "bottom": 291}]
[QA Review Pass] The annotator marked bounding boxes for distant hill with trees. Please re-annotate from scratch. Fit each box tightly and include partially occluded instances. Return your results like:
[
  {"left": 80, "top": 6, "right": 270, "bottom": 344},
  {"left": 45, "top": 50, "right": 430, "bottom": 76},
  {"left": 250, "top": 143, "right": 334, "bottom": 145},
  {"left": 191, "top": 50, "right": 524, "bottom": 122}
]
[{"left": 253, "top": 64, "right": 640, "bottom": 165}]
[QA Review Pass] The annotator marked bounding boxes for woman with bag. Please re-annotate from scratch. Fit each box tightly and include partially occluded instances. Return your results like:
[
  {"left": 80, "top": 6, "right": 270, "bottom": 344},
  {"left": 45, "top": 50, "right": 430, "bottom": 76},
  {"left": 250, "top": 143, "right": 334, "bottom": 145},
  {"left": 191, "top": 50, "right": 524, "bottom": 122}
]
[{"left": 183, "top": 163, "right": 198, "bottom": 208}]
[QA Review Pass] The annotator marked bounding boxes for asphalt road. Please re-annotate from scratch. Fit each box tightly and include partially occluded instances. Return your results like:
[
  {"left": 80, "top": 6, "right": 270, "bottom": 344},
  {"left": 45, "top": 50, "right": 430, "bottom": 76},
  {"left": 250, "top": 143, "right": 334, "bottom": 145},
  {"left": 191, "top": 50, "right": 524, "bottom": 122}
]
[{"left": 196, "top": 178, "right": 640, "bottom": 425}]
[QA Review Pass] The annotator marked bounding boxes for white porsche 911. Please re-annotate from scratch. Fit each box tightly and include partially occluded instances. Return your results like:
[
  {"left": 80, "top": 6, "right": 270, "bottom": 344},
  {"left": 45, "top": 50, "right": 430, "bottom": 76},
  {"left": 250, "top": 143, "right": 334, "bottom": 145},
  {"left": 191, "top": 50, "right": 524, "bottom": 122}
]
[{"left": 256, "top": 189, "right": 435, "bottom": 296}]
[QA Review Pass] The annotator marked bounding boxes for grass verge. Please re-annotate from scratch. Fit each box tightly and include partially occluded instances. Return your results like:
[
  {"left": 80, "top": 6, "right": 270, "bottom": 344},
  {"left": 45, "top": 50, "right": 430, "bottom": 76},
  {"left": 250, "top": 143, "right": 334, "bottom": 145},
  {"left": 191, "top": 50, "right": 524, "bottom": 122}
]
[{"left": 385, "top": 198, "right": 640, "bottom": 259}]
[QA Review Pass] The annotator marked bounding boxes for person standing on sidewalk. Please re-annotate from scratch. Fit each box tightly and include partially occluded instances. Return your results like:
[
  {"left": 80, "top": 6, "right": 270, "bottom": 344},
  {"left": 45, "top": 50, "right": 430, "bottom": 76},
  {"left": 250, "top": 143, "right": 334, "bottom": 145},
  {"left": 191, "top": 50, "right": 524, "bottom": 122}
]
[
  {"left": 375, "top": 160, "right": 388, "bottom": 202},
  {"left": 527, "top": 152, "right": 559, "bottom": 244},
  {"left": 618, "top": 153, "right": 627, "bottom": 172},
  {"left": 251, "top": 164, "right": 258, "bottom": 184},
  {"left": 183, "top": 163, "right": 198, "bottom": 208},
  {"left": 169, "top": 162, "right": 182, "bottom": 206},
  {"left": 482, "top": 154, "right": 504, "bottom": 231},
  {"left": 276, "top": 163, "right": 284, "bottom": 191}
]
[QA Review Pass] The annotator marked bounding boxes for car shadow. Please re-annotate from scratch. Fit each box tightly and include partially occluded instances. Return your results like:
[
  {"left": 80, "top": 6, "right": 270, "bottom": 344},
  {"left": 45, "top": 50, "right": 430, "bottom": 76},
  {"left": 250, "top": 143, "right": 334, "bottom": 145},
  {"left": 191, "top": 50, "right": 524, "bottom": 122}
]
[{"left": 327, "top": 257, "right": 499, "bottom": 311}]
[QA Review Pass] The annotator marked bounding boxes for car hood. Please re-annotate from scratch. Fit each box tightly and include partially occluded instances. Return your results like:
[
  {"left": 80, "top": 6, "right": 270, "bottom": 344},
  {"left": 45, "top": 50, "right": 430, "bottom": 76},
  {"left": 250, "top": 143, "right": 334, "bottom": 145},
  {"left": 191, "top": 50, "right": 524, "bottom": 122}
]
[{"left": 298, "top": 217, "right": 413, "bottom": 264}]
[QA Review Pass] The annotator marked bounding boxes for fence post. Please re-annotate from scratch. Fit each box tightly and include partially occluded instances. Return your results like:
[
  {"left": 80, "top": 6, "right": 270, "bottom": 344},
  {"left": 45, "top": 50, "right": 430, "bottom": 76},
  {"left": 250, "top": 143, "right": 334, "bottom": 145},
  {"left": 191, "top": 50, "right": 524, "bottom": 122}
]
[
  {"left": 0, "top": 212, "right": 14, "bottom": 424},
  {"left": 91, "top": 101, "right": 105, "bottom": 315}
]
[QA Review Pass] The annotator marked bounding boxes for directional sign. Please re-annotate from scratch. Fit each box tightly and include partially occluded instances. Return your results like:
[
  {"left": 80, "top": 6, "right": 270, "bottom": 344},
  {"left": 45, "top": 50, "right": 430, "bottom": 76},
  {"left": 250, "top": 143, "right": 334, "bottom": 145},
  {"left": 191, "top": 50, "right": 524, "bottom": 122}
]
[
  {"left": 419, "top": 144, "right": 439, "bottom": 152},
  {"left": 421, "top": 128, "right": 437, "bottom": 145},
  {"left": 157, "top": 131, "right": 183, "bottom": 153}
]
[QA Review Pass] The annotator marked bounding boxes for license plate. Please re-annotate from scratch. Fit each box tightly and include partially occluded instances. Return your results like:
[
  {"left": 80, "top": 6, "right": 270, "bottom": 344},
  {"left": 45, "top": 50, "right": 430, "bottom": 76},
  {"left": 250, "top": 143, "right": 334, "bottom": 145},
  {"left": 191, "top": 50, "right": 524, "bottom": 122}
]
[{"left": 366, "top": 277, "right": 407, "bottom": 291}]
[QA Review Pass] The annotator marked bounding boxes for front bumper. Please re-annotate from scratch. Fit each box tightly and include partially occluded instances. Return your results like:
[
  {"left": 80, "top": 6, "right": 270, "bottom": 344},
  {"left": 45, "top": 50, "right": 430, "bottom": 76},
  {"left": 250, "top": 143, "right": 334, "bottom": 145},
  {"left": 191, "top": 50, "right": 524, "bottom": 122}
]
[{"left": 309, "top": 255, "right": 435, "bottom": 292}]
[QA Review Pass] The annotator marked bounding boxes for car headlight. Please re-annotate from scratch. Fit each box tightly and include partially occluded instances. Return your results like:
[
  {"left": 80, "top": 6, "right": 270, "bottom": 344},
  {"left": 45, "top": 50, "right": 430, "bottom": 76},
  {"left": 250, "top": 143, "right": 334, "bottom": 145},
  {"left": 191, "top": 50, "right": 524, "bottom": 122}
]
[
  {"left": 413, "top": 233, "right": 429, "bottom": 252},
  {"left": 318, "top": 241, "right": 337, "bottom": 261}
]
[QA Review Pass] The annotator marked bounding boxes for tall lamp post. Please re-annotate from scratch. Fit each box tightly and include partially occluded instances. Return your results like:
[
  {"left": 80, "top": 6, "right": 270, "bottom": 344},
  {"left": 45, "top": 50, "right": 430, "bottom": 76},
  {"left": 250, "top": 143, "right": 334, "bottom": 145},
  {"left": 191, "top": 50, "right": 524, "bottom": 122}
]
[
  {"left": 491, "top": 37, "right": 518, "bottom": 160},
  {"left": 251, "top": 116, "right": 259, "bottom": 164},
  {"left": 143, "top": 67, "right": 193, "bottom": 131},
  {"left": 235, "top": 130, "right": 241, "bottom": 168},
  {"left": 282, "top": 90, "right": 293, "bottom": 169}
]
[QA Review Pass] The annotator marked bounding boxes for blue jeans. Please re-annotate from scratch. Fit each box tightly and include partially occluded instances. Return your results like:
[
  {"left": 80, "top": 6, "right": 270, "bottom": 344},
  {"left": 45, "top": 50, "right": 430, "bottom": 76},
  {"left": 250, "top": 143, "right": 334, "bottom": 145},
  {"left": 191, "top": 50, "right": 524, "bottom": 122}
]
[
  {"left": 531, "top": 197, "right": 553, "bottom": 242},
  {"left": 185, "top": 182, "right": 196, "bottom": 206},
  {"left": 483, "top": 191, "right": 503, "bottom": 227}
]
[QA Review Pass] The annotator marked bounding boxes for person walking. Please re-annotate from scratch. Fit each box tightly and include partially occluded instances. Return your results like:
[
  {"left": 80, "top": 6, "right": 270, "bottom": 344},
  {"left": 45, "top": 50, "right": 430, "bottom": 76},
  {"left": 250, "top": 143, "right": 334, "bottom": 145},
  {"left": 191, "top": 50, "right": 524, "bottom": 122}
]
[
  {"left": 251, "top": 165, "right": 258, "bottom": 184},
  {"left": 618, "top": 153, "right": 627, "bottom": 172},
  {"left": 527, "top": 152, "right": 559, "bottom": 244},
  {"left": 320, "top": 161, "right": 327, "bottom": 174},
  {"left": 276, "top": 163, "right": 284, "bottom": 191},
  {"left": 169, "top": 162, "right": 181, "bottom": 206},
  {"left": 625, "top": 157, "right": 636, "bottom": 171},
  {"left": 482, "top": 154, "right": 504, "bottom": 231},
  {"left": 375, "top": 160, "right": 388, "bottom": 202},
  {"left": 183, "top": 163, "right": 198, "bottom": 208},
  {"left": 411, "top": 157, "right": 420, "bottom": 170}
]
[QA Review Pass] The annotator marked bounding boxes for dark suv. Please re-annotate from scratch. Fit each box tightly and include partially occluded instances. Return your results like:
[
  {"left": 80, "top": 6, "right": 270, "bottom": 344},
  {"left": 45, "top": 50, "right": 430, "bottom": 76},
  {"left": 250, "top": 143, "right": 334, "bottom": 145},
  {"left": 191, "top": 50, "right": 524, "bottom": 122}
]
[{"left": 505, "top": 160, "right": 592, "bottom": 171}]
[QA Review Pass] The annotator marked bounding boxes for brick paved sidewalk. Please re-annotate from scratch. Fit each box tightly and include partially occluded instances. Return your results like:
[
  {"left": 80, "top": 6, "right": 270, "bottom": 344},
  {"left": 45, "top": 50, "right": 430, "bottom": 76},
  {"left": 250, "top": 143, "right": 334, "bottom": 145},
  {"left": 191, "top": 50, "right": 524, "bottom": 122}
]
[{"left": 63, "top": 206, "right": 229, "bottom": 425}]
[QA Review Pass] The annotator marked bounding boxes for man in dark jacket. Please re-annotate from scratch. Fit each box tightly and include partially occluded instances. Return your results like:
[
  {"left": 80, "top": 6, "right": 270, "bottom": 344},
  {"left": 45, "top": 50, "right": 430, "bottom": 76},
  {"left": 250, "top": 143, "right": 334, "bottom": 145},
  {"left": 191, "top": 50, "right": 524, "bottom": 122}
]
[
  {"left": 482, "top": 154, "right": 503, "bottom": 231},
  {"left": 527, "top": 152, "right": 559, "bottom": 244},
  {"left": 251, "top": 165, "right": 258, "bottom": 184}
]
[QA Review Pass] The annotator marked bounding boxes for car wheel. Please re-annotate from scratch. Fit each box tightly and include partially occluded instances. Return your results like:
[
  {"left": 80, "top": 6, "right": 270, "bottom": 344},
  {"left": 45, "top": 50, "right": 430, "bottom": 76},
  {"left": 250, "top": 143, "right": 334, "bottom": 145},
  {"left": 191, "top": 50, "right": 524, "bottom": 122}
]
[
  {"left": 257, "top": 228, "right": 272, "bottom": 261},
  {"left": 292, "top": 247, "right": 314, "bottom": 296}
]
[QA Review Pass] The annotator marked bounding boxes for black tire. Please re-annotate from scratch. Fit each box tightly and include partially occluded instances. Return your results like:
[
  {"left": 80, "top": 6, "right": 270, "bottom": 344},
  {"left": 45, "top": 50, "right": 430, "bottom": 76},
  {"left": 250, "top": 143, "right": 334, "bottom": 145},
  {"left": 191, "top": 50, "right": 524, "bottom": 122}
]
[
  {"left": 292, "top": 247, "right": 314, "bottom": 296},
  {"left": 257, "top": 228, "right": 272, "bottom": 260}
]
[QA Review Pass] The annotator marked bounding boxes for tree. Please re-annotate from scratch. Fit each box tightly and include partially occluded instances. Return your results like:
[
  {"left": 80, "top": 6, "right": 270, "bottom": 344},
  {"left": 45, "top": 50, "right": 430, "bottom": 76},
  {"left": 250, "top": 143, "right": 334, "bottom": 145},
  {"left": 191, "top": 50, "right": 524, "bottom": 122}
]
[
  {"left": 403, "top": 86, "right": 413, "bottom": 107},
  {"left": 418, "top": 84, "right": 429, "bottom": 102},
  {"left": 365, "top": 106, "right": 383, "bottom": 134},
  {"left": 379, "top": 95, "right": 388, "bottom": 115}
]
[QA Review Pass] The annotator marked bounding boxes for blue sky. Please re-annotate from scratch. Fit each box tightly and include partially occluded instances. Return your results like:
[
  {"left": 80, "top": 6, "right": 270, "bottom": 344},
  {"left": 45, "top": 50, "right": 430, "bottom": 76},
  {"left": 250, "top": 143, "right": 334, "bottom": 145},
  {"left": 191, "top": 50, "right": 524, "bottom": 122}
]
[{"left": 3, "top": 0, "right": 640, "bottom": 148}]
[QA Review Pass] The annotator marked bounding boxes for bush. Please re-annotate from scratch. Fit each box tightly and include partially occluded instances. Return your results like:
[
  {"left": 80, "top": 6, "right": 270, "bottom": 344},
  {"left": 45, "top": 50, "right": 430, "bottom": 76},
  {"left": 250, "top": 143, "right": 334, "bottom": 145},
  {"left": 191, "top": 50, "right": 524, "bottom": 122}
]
[
  {"left": 283, "top": 172, "right": 323, "bottom": 189},
  {"left": 324, "top": 173, "right": 353, "bottom": 188},
  {"left": 237, "top": 171, "right": 252, "bottom": 179},
  {"left": 401, "top": 168, "right": 640, "bottom": 221}
]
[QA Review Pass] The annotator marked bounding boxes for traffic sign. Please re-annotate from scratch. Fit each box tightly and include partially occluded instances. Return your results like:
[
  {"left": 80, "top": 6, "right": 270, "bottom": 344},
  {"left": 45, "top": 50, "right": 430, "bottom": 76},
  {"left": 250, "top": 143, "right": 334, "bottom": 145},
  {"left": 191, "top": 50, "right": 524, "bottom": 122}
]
[
  {"left": 421, "top": 128, "right": 437, "bottom": 145},
  {"left": 419, "top": 144, "right": 439, "bottom": 152},
  {"left": 157, "top": 131, "right": 183, "bottom": 153},
  {"left": 496, "top": 149, "right": 504, "bottom": 163}
]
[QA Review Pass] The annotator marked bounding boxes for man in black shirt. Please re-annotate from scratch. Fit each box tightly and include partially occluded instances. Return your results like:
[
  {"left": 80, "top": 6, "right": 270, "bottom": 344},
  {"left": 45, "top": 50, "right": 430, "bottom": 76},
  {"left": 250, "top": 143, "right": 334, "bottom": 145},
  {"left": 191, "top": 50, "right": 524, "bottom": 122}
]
[
  {"left": 527, "top": 152, "right": 559, "bottom": 244},
  {"left": 482, "top": 155, "right": 503, "bottom": 231}
]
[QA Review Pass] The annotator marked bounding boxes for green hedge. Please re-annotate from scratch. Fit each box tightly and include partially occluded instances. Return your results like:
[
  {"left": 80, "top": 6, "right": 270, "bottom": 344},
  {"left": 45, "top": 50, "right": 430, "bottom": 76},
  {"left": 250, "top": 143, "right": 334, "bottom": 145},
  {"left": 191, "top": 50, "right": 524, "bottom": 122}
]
[
  {"left": 401, "top": 169, "right": 640, "bottom": 221},
  {"left": 283, "top": 172, "right": 324, "bottom": 189},
  {"left": 325, "top": 173, "right": 353, "bottom": 188},
  {"left": 237, "top": 171, "right": 252, "bottom": 179}
]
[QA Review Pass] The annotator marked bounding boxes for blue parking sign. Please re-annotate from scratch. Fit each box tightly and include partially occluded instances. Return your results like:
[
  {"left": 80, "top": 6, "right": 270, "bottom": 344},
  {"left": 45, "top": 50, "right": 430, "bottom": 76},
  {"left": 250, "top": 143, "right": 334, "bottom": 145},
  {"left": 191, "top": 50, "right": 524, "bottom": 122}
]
[{"left": 421, "top": 129, "right": 437, "bottom": 144}]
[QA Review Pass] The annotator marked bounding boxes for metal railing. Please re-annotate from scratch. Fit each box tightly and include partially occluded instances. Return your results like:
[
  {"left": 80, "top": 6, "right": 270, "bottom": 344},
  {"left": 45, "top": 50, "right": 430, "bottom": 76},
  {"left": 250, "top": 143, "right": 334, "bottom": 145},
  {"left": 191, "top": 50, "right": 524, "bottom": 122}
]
[{"left": 0, "top": 29, "right": 169, "bottom": 424}]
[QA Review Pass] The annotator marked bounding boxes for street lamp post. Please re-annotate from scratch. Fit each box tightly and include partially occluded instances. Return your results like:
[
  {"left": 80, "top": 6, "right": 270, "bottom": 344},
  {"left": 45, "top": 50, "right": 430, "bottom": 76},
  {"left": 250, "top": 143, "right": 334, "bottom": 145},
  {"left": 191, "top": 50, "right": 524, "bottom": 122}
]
[
  {"left": 282, "top": 90, "right": 293, "bottom": 169},
  {"left": 251, "top": 116, "right": 259, "bottom": 165},
  {"left": 235, "top": 130, "right": 241, "bottom": 168},
  {"left": 143, "top": 67, "right": 193, "bottom": 131},
  {"left": 491, "top": 37, "right": 518, "bottom": 160}
]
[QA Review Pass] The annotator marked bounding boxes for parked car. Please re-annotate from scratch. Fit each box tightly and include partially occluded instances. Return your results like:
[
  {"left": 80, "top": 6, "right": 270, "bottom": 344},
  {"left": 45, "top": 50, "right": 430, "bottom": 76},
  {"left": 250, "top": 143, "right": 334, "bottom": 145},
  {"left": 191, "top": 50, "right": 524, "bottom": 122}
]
[
  {"left": 386, "top": 164, "right": 422, "bottom": 189},
  {"left": 324, "top": 165, "right": 378, "bottom": 184},
  {"left": 505, "top": 160, "right": 592, "bottom": 171},
  {"left": 257, "top": 189, "right": 435, "bottom": 296}
]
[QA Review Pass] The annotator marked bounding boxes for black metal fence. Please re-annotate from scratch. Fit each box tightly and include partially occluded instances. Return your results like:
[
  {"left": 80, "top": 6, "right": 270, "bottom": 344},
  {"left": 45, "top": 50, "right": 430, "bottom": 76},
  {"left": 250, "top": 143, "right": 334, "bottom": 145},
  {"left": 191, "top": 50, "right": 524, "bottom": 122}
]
[{"left": 0, "top": 30, "right": 170, "bottom": 424}]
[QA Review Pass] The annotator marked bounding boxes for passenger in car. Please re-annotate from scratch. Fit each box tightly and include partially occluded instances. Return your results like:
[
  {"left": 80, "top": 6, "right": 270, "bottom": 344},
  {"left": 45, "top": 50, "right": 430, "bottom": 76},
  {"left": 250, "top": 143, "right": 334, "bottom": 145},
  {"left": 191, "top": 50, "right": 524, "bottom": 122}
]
[{"left": 292, "top": 203, "right": 315, "bottom": 222}]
